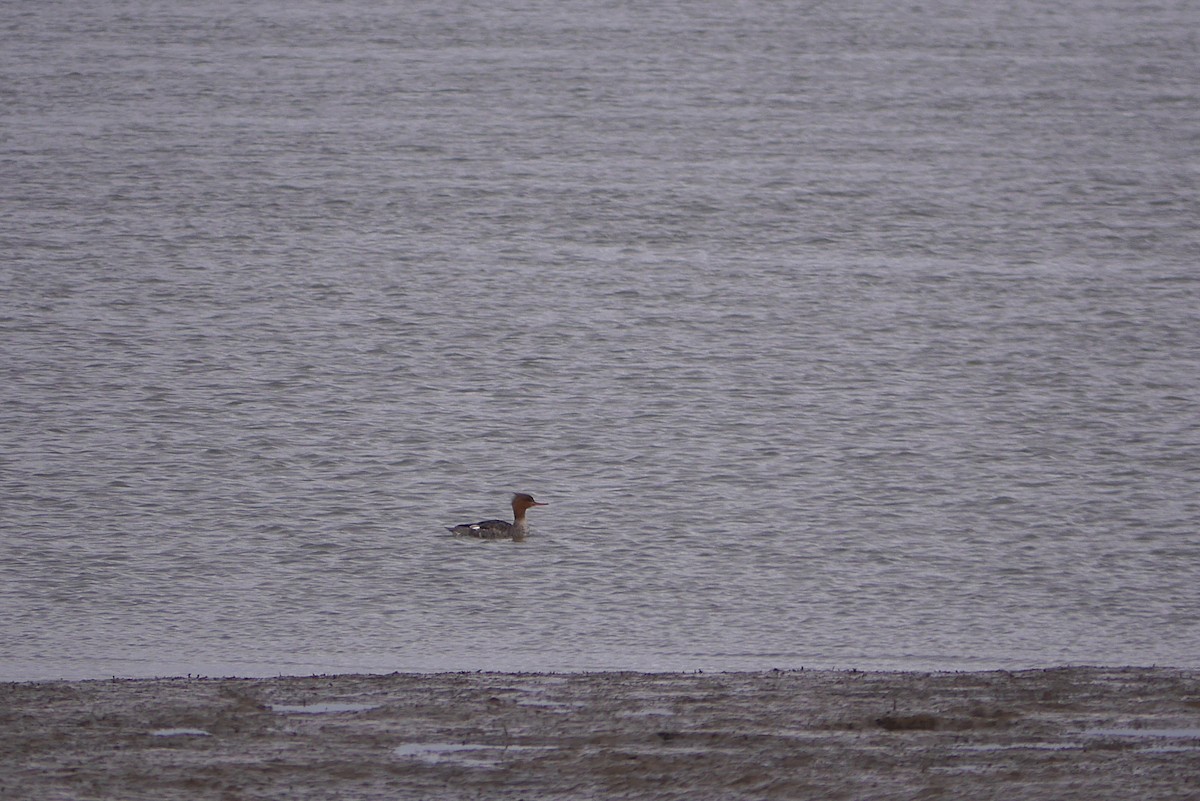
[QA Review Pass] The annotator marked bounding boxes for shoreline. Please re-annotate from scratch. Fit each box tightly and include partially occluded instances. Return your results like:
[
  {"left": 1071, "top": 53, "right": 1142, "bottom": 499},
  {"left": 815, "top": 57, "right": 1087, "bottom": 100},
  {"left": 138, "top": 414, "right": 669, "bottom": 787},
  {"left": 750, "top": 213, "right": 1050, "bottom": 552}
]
[
  {"left": 4, "top": 666, "right": 1198, "bottom": 799},
  {"left": 8, "top": 655, "right": 1194, "bottom": 685}
]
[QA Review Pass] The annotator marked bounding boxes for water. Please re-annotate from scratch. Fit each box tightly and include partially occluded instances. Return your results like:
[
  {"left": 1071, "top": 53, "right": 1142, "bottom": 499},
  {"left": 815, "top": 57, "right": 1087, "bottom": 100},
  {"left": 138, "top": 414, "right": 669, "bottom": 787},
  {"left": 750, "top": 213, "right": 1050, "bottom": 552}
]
[{"left": 2, "top": 0, "right": 1198, "bottom": 681}]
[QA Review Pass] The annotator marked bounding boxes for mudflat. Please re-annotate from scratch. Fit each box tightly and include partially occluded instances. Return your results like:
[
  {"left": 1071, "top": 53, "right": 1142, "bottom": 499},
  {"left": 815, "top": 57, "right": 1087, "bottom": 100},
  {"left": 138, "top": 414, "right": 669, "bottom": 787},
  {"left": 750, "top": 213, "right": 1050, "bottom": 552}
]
[{"left": 3, "top": 667, "right": 1198, "bottom": 800}]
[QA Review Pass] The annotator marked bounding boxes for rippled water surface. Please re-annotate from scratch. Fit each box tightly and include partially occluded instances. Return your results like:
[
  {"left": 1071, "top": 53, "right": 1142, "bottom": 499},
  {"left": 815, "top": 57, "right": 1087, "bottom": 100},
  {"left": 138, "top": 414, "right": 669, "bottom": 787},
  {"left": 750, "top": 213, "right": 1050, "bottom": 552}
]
[{"left": 2, "top": 0, "right": 1199, "bottom": 680}]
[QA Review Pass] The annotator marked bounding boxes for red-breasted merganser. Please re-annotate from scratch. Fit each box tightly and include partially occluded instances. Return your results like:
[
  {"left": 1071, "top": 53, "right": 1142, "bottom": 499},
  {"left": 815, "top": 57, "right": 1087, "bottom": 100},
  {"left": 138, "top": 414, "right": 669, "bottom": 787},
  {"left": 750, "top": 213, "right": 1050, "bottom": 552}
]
[{"left": 447, "top": 493, "right": 547, "bottom": 541}]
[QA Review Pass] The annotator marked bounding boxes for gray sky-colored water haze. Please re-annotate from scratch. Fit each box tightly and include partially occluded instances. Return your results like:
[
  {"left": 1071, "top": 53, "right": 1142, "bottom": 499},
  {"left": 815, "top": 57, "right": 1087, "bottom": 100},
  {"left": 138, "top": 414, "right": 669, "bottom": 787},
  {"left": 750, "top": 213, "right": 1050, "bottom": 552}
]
[{"left": 2, "top": 0, "right": 1198, "bottom": 680}]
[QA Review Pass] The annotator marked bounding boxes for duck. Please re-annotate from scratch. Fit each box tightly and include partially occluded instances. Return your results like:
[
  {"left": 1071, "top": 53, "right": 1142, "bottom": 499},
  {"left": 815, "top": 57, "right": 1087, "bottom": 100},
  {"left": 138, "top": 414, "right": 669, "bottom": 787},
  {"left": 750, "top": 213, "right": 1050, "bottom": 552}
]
[{"left": 447, "top": 493, "right": 547, "bottom": 541}]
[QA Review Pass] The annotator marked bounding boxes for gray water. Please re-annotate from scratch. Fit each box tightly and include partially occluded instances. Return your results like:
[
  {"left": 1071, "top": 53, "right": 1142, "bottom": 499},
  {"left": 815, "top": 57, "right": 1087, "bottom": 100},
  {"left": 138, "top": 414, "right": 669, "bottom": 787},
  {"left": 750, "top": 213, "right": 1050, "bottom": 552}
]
[{"left": 2, "top": 0, "right": 1198, "bottom": 681}]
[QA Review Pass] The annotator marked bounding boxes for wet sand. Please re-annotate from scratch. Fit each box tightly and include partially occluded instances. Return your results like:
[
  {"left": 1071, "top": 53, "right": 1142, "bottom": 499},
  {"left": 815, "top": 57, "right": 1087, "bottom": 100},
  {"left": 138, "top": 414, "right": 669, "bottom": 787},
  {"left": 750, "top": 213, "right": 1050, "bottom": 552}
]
[{"left": 3, "top": 667, "right": 1198, "bottom": 800}]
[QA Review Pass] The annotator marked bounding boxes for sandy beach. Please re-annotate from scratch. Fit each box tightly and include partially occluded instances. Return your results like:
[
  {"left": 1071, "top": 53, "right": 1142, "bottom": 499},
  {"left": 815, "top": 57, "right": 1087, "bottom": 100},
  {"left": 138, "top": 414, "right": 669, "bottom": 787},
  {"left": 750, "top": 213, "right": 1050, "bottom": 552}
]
[{"left": 3, "top": 667, "right": 1198, "bottom": 800}]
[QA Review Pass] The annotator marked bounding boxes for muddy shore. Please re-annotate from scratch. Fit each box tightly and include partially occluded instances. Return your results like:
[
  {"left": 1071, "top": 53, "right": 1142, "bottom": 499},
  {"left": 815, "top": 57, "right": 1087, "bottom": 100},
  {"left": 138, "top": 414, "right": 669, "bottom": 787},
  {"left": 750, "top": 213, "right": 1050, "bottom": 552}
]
[{"left": 3, "top": 667, "right": 1198, "bottom": 800}]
